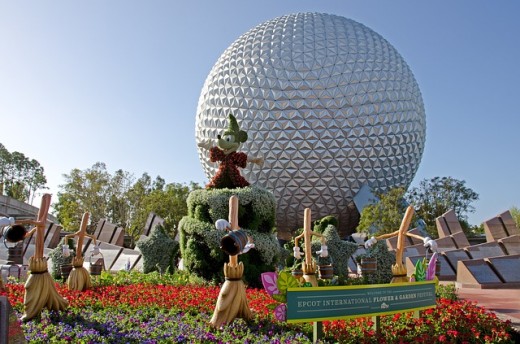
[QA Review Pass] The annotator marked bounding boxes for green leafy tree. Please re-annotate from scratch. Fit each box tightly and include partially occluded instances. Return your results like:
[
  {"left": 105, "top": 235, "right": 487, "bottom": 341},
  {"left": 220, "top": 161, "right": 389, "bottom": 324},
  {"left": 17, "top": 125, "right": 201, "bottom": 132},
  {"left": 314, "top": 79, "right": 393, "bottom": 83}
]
[
  {"left": 124, "top": 173, "right": 153, "bottom": 237},
  {"left": 54, "top": 162, "right": 111, "bottom": 231},
  {"left": 24, "top": 159, "right": 47, "bottom": 204},
  {"left": 107, "top": 169, "right": 135, "bottom": 229},
  {"left": 0, "top": 143, "right": 47, "bottom": 202},
  {"left": 130, "top": 181, "right": 201, "bottom": 239},
  {"left": 122, "top": 173, "right": 156, "bottom": 240},
  {"left": 406, "top": 176, "right": 479, "bottom": 238},
  {"left": 4, "top": 151, "right": 30, "bottom": 200},
  {"left": 0, "top": 144, "right": 9, "bottom": 194},
  {"left": 357, "top": 187, "right": 412, "bottom": 236},
  {"left": 55, "top": 162, "right": 201, "bottom": 239},
  {"left": 511, "top": 206, "right": 520, "bottom": 228}
]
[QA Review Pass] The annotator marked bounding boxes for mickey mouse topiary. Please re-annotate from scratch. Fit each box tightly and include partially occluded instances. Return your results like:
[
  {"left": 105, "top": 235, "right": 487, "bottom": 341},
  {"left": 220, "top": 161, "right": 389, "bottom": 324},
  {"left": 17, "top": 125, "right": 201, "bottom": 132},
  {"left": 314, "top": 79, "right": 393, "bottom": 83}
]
[
  {"left": 313, "top": 215, "right": 339, "bottom": 234},
  {"left": 184, "top": 114, "right": 278, "bottom": 287},
  {"left": 198, "top": 114, "right": 262, "bottom": 189}
]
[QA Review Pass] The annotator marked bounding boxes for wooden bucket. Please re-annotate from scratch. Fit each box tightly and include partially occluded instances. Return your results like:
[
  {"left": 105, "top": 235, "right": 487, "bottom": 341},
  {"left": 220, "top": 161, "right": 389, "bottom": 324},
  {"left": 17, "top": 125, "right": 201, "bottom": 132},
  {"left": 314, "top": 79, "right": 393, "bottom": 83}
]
[
  {"left": 359, "top": 257, "right": 377, "bottom": 275},
  {"left": 89, "top": 257, "right": 104, "bottom": 276},
  {"left": 3, "top": 225, "right": 27, "bottom": 244},
  {"left": 7, "top": 244, "right": 23, "bottom": 264},
  {"left": 220, "top": 229, "right": 248, "bottom": 256},
  {"left": 60, "top": 264, "right": 73, "bottom": 280},
  {"left": 291, "top": 269, "right": 303, "bottom": 278},
  {"left": 318, "top": 264, "right": 334, "bottom": 279}
]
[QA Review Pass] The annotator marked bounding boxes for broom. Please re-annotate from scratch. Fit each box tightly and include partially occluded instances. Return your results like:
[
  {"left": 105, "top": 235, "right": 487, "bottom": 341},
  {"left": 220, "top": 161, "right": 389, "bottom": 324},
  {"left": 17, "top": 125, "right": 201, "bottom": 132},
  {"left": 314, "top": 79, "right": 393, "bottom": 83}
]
[
  {"left": 66, "top": 212, "right": 96, "bottom": 291},
  {"left": 209, "top": 195, "right": 253, "bottom": 328},
  {"left": 21, "top": 194, "right": 68, "bottom": 321},
  {"left": 391, "top": 206, "right": 415, "bottom": 284}
]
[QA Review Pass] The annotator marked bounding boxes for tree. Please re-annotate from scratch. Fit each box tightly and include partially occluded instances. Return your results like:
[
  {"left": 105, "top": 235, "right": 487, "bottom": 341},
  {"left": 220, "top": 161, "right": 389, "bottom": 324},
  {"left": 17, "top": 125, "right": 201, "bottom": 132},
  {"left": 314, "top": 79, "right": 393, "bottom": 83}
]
[
  {"left": 107, "top": 169, "right": 135, "bottom": 229},
  {"left": 24, "top": 159, "right": 47, "bottom": 204},
  {"left": 54, "top": 162, "right": 111, "bottom": 231},
  {"left": 405, "top": 176, "right": 479, "bottom": 238},
  {"left": 0, "top": 143, "right": 10, "bottom": 194},
  {"left": 0, "top": 143, "right": 47, "bottom": 202},
  {"left": 357, "top": 187, "right": 415, "bottom": 236},
  {"left": 54, "top": 162, "right": 201, "bottom": 238},
  {"left": 511, "top": 206, "right": 520, "bottom": 228},
  {"left": 129, "top": 181, "right": 201, "bottom": 239},
  {"left": 4, "top": 151, "right": 30, "bottom": 200}
]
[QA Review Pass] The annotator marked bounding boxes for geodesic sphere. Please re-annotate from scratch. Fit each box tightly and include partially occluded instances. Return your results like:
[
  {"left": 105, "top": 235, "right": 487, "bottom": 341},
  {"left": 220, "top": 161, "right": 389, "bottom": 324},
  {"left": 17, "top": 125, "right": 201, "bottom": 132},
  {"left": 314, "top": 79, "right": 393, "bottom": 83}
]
[{"left": 195, "top": 12, "right": 426, "bottom": 237}]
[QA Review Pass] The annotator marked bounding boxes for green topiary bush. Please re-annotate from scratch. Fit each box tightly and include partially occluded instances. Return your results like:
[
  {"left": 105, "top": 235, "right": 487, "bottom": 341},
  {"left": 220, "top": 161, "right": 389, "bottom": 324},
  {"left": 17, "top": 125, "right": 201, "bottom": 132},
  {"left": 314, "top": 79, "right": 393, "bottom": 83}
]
[
  {"left": 186, "top": 186, "right": 276, "bottom": 233},
  {"left": 136, "top": 224, "right": 180, "bottom": 274},
  {"left": 179, "top": 185, "right": 280, "bottom": 287},
  {"left": 49, "top": 237, "right": 76, "bottom": 280},
  {"left": 316, "top": 225, "right": 358, "bottom": 279},
  {"left": 282, "top": 224, "right": 358, "bottom": 281},
  {"left": 313, "top": 215, "right": 339, "bottom": 234},
  {"left": 355, "top": 240, "right": 395, "bottom": 284},
  {"left": 282, "top": 222, "right": 394, "bottom": 285}
]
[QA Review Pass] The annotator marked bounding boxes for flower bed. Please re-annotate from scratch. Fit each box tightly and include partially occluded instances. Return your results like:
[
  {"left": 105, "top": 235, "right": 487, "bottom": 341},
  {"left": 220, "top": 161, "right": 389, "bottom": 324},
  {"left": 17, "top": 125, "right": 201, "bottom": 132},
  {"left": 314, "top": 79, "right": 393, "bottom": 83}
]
[{"left": 0, "top": 274, "right": 515, "bottom": 343}]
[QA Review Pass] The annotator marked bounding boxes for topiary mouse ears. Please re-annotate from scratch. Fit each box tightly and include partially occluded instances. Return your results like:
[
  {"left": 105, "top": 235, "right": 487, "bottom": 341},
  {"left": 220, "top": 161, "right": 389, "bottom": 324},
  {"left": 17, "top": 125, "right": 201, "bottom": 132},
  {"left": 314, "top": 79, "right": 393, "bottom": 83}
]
[{"left": 223, "top": 114, "right": 248, "bottom": 143}]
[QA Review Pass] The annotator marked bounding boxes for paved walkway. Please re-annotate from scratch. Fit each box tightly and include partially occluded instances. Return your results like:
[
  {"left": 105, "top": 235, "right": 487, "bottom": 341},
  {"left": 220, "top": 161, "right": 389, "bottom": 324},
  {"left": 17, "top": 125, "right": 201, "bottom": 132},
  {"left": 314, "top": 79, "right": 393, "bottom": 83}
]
[{"left": 456, "top": 286, "right": 520, "bottom": 332}]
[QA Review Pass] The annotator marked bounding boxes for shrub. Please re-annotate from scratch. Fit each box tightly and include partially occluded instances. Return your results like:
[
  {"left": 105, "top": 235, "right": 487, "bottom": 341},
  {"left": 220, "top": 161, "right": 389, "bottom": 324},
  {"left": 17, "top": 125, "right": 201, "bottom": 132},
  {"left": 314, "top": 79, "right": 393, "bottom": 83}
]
[
  {"left": 282, "top": 224, "right": 358, "bottom": 281},
  {"left": 282, "top": 224, "right": 394, "bottom": 285},
  {"left": 135, "top": 224, "right": 179, "bottom": 274},
  {"left": 313, "top": 225, "right": 358, "bottom": 280},
  {"left": 313, "top": 215, "right": 338, "bottom": 234},
  {"left": 179, "top": 186, "right": 280, "bottom": 287},
  {"left": 436, "top": 282, "right": 458, "bottom": 301},
  {"left": 48, "top": 237, "right": 76, "bottom": 279},
  {"left": 93, "top": 269, "right": 207, "bottom": 287},
  {"left": 185, "top": 186, "right": 276, "bottom": 233},
  {"left": 360, "top": 240, "right": 395, "bottom": 284}
]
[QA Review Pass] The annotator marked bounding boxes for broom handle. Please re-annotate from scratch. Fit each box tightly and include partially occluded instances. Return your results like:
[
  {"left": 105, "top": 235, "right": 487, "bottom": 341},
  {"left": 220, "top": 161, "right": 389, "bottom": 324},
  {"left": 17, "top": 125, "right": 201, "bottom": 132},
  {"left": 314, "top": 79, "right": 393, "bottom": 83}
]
[
  {"left": 35, "top": 194, "right": 51, "bottom": 258},
  {"left": 76, "top": 212, "right": 90, "bottom": 258},
  {"left": 228, "top": 196, "right": 239, "bottom": 267},
  {"left": 303, "top": 208, "right": 312, "bottom": 267},
  {"left": 395, "top": 206, "right": 414, "bottom": 265}
]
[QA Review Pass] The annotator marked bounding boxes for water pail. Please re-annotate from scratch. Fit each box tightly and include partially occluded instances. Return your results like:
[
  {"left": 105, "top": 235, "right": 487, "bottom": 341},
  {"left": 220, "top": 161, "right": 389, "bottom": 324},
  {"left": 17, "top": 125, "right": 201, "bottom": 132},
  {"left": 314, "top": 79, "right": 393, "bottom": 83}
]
[
  {"left": 7, "top": 244, "right": 23, "bottom": 264},
  {"left": 318, "top": 264, "right": 334, "bottom": 279},
  {"left": 359, "top": 257, "right": 377, "bottom": 275},
  {"left": 220, "top": 229, "right": 248, "bottom": 256},
  {"left": 3, "top": 225, "right": 27, "bottom": 243},
  {"left": 89, "top": 256, "right": 104, "bottom": 276}
]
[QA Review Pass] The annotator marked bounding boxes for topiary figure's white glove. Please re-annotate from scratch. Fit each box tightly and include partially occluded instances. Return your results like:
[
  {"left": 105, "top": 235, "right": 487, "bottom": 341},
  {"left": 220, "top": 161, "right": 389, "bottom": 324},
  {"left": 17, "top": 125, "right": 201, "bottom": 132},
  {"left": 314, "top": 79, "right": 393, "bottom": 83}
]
[
  {"left": 62, "top": 244, "right": 71, "bottom": 257},
  {"left": 240, "top": 238, "right": 255, "bottom": 254},
  {"left": 215, "top": 219, "right": 230, "bottom": 231},
  {"left": 0, "top": 217, "right": 15, "bottom": 227},
  {"left": 364, "top": 236, "right": 377, "bottom": 249},
  {"left": 316, "top": 244, "right": 328, "bottom": 257},
  {"left": 293, "top": 246, "right": 304, "bottom": 259},
  {"left": 423, "top": 237, "right": 438, "bottom": 252},
  {"left": 197, "top": 139, "right": 212, "bottom": 150}
]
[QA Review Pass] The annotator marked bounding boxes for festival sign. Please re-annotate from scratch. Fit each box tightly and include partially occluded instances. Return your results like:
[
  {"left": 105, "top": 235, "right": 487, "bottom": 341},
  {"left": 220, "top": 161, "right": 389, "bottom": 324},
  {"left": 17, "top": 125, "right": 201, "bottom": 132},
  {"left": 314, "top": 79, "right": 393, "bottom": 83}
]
[{"left": 286, "top": 281, "right": 436, "bottom": 323}]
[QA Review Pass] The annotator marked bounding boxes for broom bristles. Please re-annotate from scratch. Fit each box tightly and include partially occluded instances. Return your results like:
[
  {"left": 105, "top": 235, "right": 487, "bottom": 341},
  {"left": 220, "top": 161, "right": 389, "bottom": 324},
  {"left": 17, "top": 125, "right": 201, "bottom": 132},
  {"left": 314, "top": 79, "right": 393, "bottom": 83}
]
[
  {"left": 22, "top": 257, "right": 68, "bottom": 322},
  {"left": 67, "top": 257, "right": 92, "bottom": 291},
  {"left": 67, "top": 266, "right": 92, "bottom": 291},
  {"left": 391, "top": 263, "right": 410, "bottom": 284},
  {"left": 209, "top": 262, "right": 252, "bottom": 328}
]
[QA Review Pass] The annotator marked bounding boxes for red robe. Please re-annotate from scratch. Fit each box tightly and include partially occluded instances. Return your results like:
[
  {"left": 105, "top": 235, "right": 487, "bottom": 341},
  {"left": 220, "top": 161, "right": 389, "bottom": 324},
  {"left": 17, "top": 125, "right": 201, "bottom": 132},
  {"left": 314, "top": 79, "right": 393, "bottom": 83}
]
[{"left": 206, "top": 147, "right": 250, "bottom": 189}]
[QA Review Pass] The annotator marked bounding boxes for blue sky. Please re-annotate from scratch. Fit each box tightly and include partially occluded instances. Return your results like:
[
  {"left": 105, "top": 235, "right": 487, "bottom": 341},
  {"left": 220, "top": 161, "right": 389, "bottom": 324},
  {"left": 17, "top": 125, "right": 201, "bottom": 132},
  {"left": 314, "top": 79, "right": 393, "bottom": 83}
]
[{"left": 1, "top": 1, "right": 518, "bottom": 226}]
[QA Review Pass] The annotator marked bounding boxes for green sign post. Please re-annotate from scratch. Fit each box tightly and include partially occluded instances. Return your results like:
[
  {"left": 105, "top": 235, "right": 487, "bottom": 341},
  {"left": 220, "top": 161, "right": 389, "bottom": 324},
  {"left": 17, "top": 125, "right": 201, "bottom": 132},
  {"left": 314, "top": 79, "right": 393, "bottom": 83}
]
[{"left": 287, "top": 281, "right": 436, "bottom": 323}]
